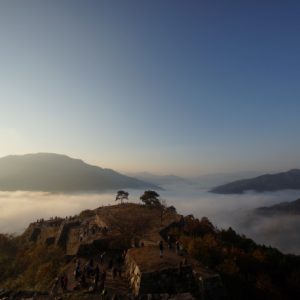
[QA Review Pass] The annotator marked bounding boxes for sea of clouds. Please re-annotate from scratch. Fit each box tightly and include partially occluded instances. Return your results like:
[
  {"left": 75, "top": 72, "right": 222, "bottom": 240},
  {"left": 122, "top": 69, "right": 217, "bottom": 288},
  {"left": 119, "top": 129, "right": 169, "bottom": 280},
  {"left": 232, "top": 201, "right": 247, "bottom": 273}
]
[{"left": 1, "top": 187, "right": 300, "bottom": 254}]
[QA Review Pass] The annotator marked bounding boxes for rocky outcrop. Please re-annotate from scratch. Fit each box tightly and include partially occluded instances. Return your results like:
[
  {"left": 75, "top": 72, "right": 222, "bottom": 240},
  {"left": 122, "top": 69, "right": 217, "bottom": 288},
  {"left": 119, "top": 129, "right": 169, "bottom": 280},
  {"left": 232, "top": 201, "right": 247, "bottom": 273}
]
[
  {"left": 28, "top": 226, "right": 41, "bottom": 242},
  {"left": 55, "top": 221, "right": 80, "bottom": 249}
]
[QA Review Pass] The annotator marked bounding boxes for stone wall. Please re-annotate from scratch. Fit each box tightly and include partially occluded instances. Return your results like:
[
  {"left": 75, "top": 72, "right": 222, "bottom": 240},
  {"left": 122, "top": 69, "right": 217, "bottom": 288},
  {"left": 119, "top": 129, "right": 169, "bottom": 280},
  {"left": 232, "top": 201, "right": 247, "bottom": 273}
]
[
  {"left": 29, "top": 227, "right": 41, "bottom": 242},
  {"left": 55, "top": 221, "right": 80, "bottom": 249},
  {"left": 193, "top": 270, "right": 226, "bottom": 300},
  {"left": 125, "top": 252, "right": 196, "bottom": 296}
]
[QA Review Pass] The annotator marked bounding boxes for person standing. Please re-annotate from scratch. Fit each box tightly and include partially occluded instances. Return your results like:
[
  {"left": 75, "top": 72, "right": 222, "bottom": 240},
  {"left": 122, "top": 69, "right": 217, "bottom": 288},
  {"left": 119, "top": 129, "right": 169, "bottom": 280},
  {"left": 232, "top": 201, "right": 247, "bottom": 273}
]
[
  {"left": 167, "top": 235, "right": 172, "bottom": 249},
  {"left": 94, "top": 264, "right": 100, "bottom": 289},
  {"left": 176, "top": 240, "right": 180, "bottom": 254},
  {"left": 50, "top": 277, "right": 59, "bottom": 298},
  {"left": 159, "top": 240, "right": 164, "bottom": 258}
]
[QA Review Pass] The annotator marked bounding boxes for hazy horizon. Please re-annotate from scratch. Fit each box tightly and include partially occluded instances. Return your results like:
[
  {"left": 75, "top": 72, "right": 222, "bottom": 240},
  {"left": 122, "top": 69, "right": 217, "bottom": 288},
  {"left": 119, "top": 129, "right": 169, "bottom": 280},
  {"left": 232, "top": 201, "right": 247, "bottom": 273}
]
[{"left": 0, "top": 151, "right": 295, "bottom": 178}]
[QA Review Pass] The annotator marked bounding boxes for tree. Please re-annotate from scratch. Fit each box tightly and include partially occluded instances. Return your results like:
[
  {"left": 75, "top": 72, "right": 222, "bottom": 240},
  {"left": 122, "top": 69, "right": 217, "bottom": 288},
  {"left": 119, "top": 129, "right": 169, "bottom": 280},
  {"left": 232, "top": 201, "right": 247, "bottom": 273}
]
[
  {"left": 115, "top": 190, "right": 129, "bottom": 204},
  {"left": 140, "top": 190, "right": 161, "bottom": 206}
]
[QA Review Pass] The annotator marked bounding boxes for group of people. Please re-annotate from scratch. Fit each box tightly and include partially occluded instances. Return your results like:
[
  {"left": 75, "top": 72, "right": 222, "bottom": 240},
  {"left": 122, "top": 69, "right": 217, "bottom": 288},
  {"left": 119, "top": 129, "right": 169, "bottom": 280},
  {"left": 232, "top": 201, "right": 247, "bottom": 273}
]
[
  {"left": 35, "top": 218, "right": 45, "bottom": 223},
  {"left": 35, "top": 216, "right": 71, "bottom": 228},
  {"left": 72, "top": 251, "right": 125, "bottom": 296},
  {"left": 50, "top": 273, "right": 68, "bottom": 297},
  {"left": 74, "top": 258, "right": 105, "bottom": 291},
  {"left": 159, "top": 235, "right": 184, "bottom": 258},
  {"left": 79, "top": 223, "right": 110, "bottom": 242}
]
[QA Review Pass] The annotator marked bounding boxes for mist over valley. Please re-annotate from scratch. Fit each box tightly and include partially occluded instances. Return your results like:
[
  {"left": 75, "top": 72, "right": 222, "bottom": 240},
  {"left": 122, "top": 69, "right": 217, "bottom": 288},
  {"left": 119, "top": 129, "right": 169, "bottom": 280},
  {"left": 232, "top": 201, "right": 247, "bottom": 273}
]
[{"left": 1, "top": 186, "right": 300, "bottom": 255}]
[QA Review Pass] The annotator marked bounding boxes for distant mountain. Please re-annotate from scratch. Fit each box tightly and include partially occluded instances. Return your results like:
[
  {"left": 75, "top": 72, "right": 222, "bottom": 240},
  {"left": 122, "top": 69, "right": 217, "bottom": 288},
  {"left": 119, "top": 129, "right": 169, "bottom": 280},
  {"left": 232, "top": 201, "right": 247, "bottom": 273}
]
[
  {"left": 129, "top": 171, "right": 262, "bottom": 189},
  {"left": 256, "top": 198, "right": 300, "bottom": 216},
  {"left": 0, "top": 153, "right": 160, "bottom": 192},
  {"left": 129, "top": 172, "right": 194, "bottom": 187},
  {"left": 210, "top": 169, "right": 300, "bottom": 194},
  {"left": 193, "top": 171, "right": 261, "bottom": 189}
]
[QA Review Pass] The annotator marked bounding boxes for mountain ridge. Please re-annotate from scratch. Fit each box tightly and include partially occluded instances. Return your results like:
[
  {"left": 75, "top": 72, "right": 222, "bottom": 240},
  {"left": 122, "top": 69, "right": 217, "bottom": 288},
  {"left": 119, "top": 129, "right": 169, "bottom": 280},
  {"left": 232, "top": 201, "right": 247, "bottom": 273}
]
[
  {"left": 0, "top": 153, "right": 160, "bottom": 192},
  {"left": 255, "top": 198, "right": 300, "bottom": 216},
  {"left": 210, "top": 169, "right": 300, "bottom": 194}
]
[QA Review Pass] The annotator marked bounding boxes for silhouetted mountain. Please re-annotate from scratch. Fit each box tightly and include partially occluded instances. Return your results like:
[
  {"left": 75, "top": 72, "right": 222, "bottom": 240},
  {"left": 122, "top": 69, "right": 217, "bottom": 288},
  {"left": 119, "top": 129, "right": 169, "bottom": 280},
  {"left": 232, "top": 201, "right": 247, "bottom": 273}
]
[
  {"left": 256, "top": 198, "right": 300, "bottom": 216},
  {"left": 129, "top": 171, "right": 261, "bottom": 189},
  {"left": 193, "top": 171, "right": 261, "bottom": 189},
  {"left": 0, "top": 153, "right": 160, "bottom": 192},
  {"left": 210, "top": 169, "right": 300, "bottom": 194}
]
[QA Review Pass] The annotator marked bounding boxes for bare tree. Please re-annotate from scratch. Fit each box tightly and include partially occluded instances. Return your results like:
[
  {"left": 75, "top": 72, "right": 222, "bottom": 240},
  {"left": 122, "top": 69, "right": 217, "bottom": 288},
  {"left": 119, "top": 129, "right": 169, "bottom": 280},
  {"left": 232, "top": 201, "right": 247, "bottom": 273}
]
[{"left": 115, "top": 190, "right": 129, "bottom": 204}]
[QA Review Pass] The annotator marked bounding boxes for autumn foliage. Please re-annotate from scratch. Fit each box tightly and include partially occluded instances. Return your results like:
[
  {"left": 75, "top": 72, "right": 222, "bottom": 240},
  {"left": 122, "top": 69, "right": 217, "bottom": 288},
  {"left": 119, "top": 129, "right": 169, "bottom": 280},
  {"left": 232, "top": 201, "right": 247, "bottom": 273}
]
[
  {"left": 172, "top": 216, "right": 300, "bottom": 300},
  {"left": 0, "top": 234, "right": 65, "bottom": 290}
]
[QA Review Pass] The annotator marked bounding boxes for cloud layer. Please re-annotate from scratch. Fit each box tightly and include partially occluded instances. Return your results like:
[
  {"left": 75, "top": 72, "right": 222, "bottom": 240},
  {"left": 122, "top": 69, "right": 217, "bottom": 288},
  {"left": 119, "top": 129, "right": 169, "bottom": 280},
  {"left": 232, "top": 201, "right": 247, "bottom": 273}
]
[{"left": 1, "top": 188, "right": 300, "bottom": 254}]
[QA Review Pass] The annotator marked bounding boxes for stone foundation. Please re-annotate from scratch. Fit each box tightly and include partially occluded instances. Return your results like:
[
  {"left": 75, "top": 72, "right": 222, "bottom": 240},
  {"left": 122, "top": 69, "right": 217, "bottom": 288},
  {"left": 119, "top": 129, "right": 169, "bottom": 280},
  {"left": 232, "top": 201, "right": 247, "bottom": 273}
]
[{"left": 125, "top": 248, "right": 196, "bottom": 296}]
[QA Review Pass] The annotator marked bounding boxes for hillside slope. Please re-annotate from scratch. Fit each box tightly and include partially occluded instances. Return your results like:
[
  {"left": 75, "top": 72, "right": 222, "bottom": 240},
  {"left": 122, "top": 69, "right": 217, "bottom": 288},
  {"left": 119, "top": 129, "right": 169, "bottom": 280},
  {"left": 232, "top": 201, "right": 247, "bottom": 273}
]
[
  {"left": 210, "top": 169, "right": 300, "bottom": 194},
  {"left": 0, "top": 153, "right": 159, "bottom": 192},
  {"left": 256, "top": 198, "right": 300, "bottom": 215}
]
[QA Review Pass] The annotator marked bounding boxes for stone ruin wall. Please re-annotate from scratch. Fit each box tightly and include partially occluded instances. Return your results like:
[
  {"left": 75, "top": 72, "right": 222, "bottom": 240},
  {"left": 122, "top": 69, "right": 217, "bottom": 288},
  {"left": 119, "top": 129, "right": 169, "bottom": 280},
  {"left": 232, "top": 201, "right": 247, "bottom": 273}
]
[
  {"left": 26, "top": 220, "right": 81, "bottom": 249},
  {"left": 125, "top": 253, "right": 196, "bottom": 297},
  {"left": 126, "top": 253, "right": 226, "bottom": 299}
]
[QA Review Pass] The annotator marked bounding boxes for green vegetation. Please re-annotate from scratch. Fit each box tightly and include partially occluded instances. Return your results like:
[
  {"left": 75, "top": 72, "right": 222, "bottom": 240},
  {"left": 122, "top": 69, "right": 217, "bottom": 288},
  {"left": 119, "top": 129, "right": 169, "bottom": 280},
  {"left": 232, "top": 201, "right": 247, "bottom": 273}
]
[
  {"left": 171, "top": 216, "right": 300, "bottom": 300},
  {"left": 140, "top": 190, "right": 161, "bottom": 206}
]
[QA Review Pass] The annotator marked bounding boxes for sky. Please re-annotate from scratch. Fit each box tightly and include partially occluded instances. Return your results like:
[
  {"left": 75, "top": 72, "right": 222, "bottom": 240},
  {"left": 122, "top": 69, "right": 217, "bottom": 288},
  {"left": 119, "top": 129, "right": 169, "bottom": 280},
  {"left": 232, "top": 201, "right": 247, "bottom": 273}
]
[{"left": 0, "top": 0, "right": 300, "bottom": 176}]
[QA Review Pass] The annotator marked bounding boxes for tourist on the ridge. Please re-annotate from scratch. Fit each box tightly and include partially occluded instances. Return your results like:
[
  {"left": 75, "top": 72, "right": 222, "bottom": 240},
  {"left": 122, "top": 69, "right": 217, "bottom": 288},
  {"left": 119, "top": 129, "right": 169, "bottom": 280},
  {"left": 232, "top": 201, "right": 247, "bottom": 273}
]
[
  {"left": 74, "top": 265, "right": 81, "bottom": 280},
  {"left": 100, "top": 252, "right": 106, "bottom": 264},
  {"left": 122, "top": 249, "right": 127, "bottom": 260},
  {"left": 101, "top": 270, "right": 107, "bottom": 284},
  {"left": 94, "top": 265, "right": 100, "bottom": 289},
  {"left": 167, "top": 235, "right": 172, "bottom": 249},
  {"left": 108, "top": 258, "right": 113, "bottom": 270},
  {"left": 176, "top": 240, "right": 180, "bottom": 254},
  {"left": 179, "top": 243, "right": 184, "bottom": 256},
  {"left": 63, "top": 274, "right": 68, "bottom": 292},
  {"left": 183, "top": 257, "right": 188, "bottom": 265},
  {"left": 111, "top": 293, "right": 118, "bottom": 300},
  {"left": 89, "top": 258, "right": 94, "bottom": 269},
  {"left": 100, "top": 287, "right": 108, "bottom": 299},
  {"left": 118, "top": 268, "right": 122, "bottom": 278},
  {"left": 112, "top": 266, "right": 117, "bottom": 279},
  {"left": 50, "top": 276, "right": 59, "bottom": 297},
  {"left": 99, "top": 270, "right": 107, "bottom": 291},
  {"left": 60, "top": 274, "right": 66, "bottom": 291},
  {"left": 91, "top": 226, "right": 96, "bottom": 234},
  {"left": 79, "top": 272, "right": 86, "bottom": 288},
  {"left": 95, "top": 264, "right": 100, "bottom": 276},
  {"left": 159, "top": 240, "right": 164, "bottom": 258},
  {"left": 75, "top": 258, "right": 81, "bottom": 268},
  {"left": 116, "top": 255, "right": 122, "bottom": 268},
  {"left": 84, "top": 258, "right": 93, "bottom": 277},
  {"left": 178, "top": 261, "right": 183, "bottom": 277}
]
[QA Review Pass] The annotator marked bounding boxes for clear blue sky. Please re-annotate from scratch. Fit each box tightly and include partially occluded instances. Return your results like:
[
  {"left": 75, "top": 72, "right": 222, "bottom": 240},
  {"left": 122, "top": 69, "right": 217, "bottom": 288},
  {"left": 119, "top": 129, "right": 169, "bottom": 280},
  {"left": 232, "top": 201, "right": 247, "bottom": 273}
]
[{"left": 0, "top": 0, "right": 299, "bottom": 175}]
